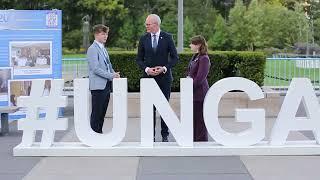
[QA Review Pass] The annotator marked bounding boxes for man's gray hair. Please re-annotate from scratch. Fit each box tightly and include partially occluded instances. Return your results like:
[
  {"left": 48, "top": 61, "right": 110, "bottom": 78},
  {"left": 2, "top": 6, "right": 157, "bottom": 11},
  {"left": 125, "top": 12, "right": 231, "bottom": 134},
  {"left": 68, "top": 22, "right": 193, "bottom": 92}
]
[{"left": 149, "top": 14, "right": 161, "bottom": 25}]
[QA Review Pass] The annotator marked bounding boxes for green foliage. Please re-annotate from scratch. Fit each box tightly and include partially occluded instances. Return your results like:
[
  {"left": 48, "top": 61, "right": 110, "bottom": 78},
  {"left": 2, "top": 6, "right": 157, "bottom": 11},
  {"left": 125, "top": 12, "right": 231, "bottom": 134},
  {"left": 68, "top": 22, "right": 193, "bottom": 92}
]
[
  {"left": 108, "top": 52, "right": 141, "bottom": 91},
  {"left": 161, "top": 12, "right": 178, "bottom": 43},
  {"left": 77, "top": 0, "right": 127, "bottom": 19},
  {"left": 183, "top": 16, "right": 194, "bottom": 46},
  {"left": 2, "top": 0, "right": 314, "bottom": 52},
  {"left": 62, "top": 29, "right": 82, "bottom": 50},
  {"left": 116, "top": 11, "right": 146, "bottom": 49},
  {"left": 314, "top": 18, "right": 320, "bottom": 46},
  {"left": 208, "top": 14, "right": 229, "bottom": 50},
  {"left": 116, "top": 18, "right": 135, "bottom": 49},
  {"left": 228, "top": 0, "right": 308, "bottom": 50},
  {"left": 184, "top": 0, "right": 217, "bottom": 40},
  {"left": 229, "top": 0, "right": 250, "bottom": 50},
  {"left": 77, "top": 0, "right": 128, "bottom": 46},
  {"left": 107, "top": 51, "right": 265, "bottom": 92},
  {"left": 245, "top": 0, "right": 263, "bottom": 49},
  {"left": 264, "top": 0, "right": 282, "bottom": 5},
  {"left": 232, "top": 52, "right": 266, "bottom": 86}
]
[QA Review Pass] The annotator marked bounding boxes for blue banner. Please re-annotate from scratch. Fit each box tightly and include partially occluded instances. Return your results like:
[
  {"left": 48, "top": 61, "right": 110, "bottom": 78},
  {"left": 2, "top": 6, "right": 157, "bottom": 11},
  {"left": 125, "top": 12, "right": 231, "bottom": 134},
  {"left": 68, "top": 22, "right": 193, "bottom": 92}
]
[{"left": 0, "top": 10, "right": 62, "bottom": 119}]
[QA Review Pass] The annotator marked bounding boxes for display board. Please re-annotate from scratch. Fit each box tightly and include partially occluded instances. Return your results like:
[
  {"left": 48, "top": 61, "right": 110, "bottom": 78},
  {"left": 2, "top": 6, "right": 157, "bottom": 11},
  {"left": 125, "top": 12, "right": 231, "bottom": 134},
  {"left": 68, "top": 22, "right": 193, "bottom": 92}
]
[{"left": 0, "top": 10, "right": 62, "bottom": 119}]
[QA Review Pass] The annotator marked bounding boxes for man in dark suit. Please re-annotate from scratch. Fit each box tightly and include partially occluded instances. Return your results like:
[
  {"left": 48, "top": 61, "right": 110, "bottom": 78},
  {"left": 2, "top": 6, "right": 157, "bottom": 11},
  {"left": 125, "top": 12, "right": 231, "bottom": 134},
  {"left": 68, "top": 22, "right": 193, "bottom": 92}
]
[
  {"left": 87, "top": 24, "right": 120, "bottom": 133},
  {"left": 136, "top": 14, "right": 179, "bottom": 142}
]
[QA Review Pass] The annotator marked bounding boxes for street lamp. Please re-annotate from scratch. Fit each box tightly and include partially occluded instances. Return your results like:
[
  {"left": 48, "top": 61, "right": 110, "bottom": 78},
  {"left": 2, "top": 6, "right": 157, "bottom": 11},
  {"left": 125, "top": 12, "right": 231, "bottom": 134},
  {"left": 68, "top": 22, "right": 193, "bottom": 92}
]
[{"left": 177, "top": 0, "right": 183, "bottom": 53}]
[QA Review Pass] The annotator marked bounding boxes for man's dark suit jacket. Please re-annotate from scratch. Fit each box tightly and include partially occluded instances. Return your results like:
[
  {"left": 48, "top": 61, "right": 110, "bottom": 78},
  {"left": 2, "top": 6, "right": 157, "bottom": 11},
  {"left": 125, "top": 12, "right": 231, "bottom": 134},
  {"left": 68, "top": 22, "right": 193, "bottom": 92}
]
[
  {"left": 136, "top": 31, "right": 178, "bottom": 81},
  {"left": 135, "top": 31, "right": 178, "bottom": 139},
  {"left": 187, "top": 54, "right": 211, "bottom": 102}
]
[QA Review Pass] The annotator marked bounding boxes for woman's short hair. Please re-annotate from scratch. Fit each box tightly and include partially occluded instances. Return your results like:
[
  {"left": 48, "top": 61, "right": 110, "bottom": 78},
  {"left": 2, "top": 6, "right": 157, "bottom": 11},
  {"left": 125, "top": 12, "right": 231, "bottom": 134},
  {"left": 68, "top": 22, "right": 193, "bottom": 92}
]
[{"left": 190, "top": 35, "right": 208, "bottom": 55}]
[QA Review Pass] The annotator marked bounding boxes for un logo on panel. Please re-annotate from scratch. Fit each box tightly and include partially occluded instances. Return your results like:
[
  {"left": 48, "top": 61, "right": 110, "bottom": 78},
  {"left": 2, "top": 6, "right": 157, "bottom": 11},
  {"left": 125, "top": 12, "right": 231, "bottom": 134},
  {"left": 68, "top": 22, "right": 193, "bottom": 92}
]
[{"left": 46, "top": 11, "right": 58, "bottom": 28}]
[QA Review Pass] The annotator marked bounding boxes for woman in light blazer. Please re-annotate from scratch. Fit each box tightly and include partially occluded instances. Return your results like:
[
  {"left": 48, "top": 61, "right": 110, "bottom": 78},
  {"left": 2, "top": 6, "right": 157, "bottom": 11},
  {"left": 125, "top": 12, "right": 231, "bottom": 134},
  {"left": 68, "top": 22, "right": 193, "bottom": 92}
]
[{"left": 186, "top": 35, "right": 211, "bottom": 142}]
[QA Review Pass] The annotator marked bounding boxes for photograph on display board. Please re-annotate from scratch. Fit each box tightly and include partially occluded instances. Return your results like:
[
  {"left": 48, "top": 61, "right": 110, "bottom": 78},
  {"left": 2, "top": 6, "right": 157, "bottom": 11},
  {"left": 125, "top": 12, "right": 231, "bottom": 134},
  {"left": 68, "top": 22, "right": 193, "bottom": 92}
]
[
  {"left": 8, "top": 79, "right": 52, "bottom": 118},
  {"left": 0, "top": 67, "right": 12, "bottom": 102},
  {"left": 9, "top": 41, "right": 52, "bottom": 76}
]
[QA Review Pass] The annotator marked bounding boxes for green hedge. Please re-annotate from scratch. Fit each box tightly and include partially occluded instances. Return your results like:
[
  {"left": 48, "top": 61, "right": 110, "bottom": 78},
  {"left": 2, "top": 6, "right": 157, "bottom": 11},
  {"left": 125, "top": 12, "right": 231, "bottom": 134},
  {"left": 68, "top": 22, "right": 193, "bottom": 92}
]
[{"left": 109, "top": 51, "right": 266, "bottom": 92}]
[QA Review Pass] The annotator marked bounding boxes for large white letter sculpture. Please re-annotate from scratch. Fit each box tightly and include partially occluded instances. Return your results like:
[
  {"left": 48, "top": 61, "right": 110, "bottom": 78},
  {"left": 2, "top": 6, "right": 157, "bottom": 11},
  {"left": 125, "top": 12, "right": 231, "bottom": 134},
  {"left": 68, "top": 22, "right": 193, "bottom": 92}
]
[
  {"left": 17, "top": 79, "right": 68, "bottom": 147},
  {"left": 270, "top": 78, "right": 320, "bottom": 145},
  {"left": 13, "top": 77, "right": 320, "bottom": 156},
  {"left": 203, "top": 77, "right": 265, "bottom": 146},
  {"left": 140, "top": 78, "right": 193, "bottom": 147},
  {"left": 74, "top": 78, "right": 127, "bottom": 147}
]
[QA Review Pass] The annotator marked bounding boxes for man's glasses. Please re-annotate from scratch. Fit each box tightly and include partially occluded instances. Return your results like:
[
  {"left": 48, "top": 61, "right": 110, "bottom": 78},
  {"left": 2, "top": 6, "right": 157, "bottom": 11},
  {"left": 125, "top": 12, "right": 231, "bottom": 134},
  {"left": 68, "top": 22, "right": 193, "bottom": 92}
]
[{"left": 145, "top": 23, "right": 155, "bottom": 26}]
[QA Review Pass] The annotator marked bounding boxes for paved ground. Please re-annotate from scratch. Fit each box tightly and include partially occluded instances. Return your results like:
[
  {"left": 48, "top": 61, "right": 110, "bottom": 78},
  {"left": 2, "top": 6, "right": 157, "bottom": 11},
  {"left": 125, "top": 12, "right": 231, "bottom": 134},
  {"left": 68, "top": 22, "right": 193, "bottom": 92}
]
[{"left": 1, "top": 97, "right": 320, "bottom": 180}]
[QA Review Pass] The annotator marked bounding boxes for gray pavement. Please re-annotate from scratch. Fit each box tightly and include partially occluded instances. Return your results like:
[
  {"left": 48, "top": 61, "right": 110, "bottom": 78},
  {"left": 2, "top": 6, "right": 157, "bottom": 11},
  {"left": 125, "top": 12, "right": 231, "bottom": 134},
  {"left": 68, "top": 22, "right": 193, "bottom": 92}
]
[
  {"left": 136, "top": 157, "right": 252, "bottom": 180},
  {"left": 0, "top": 96, "right": 320, "bottom": 180}
]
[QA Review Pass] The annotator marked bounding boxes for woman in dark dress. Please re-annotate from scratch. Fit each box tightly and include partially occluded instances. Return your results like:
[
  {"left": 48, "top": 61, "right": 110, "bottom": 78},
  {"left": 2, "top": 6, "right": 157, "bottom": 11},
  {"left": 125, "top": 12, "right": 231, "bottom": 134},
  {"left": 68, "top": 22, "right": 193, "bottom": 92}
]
[{"left": 186, "top": 35, "right": 211, "bottom": 142}]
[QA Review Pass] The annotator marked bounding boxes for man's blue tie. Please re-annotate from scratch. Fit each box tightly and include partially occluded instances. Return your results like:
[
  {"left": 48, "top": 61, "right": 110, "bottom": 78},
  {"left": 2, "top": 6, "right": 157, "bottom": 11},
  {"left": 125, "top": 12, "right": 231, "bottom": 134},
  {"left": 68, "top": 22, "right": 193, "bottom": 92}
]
[
  {"left": 152, "top": 34, "right": 157, "bottom": 52},
  {"left": 102, "top": 47, "right": 111, "bottom": 73},
  {"left": 102, "top": 47, "right": 110, "bottom": 64}
]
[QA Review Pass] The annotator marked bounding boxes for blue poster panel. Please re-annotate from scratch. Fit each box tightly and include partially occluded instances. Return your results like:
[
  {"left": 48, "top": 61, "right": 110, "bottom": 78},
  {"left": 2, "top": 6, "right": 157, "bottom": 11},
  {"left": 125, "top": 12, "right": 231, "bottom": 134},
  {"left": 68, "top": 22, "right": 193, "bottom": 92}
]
[{"left": 0, "top": 10, "right": 62, "bottom": 119}]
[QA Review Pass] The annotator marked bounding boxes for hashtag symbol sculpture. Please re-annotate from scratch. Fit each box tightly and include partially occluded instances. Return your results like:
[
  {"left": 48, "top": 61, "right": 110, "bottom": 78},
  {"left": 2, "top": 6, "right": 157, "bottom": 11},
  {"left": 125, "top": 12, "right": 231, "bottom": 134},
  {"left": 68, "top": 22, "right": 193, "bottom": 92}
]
[{"left": 17, "top": 79, "right": 68, "bottom": 147}]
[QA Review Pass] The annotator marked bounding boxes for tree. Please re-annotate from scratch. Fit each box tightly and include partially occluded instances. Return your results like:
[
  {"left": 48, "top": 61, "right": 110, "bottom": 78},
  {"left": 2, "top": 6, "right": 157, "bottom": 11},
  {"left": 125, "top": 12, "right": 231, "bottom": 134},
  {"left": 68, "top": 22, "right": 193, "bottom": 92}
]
[
  {"left": 77, "top": 0, "right": 128, "bottom": 46},
  {"left": 184, "top": 0, "right": 218, "bottom": 40},
  {"left": 257, "top": 2, "right": 308, "bottom": 48},
  {"left": 211, "top": 0, "right": 234, "bottom": 20},
  {"left": 116, "top": 14, "right": 146, "bottom": 49},
  {"left": 228, "top": 0, "right": 308, "bottom": 50},
  {"left": 208, "top": 14, "right": 230, "bottom": 50},
  {"left": 77, "top": 0, "right": 127, "bottom": 24},
  {"left": 263, "top": 0, "right": 282, "bottom": 5},
  {"left": 116, "top": 18, "right": 135, "bottom": 49},
  {"left": 280, "top": 0, "right": 303, "bottom": 10},
  {"left": 183, "top": 16, "right": 194, "bottom": 47},
  {"left": 161, "top": 12, "right": 178, "bottom": 44},
  {"left": 245, "top": 0, "right": 264, "bottom": 50},
  {"left": 314, "top": 18, "right": 320, "bottom": 45},
  {"left": 0, "top": 0, "right": 50, "bottom": 9},
  {"left": 228, "top": 0, "right": 251, "bottom": 50}
]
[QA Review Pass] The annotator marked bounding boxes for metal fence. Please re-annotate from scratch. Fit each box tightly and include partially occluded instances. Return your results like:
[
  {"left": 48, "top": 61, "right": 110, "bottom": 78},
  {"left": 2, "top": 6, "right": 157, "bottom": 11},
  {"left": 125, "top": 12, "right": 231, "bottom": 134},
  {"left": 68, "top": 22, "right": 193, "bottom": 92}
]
[
  {"left": 264, "top": 58, "right": 320, "bottom": 90},
  {"left": 62, "top": 58, "right": 87, "bottom": 87}
]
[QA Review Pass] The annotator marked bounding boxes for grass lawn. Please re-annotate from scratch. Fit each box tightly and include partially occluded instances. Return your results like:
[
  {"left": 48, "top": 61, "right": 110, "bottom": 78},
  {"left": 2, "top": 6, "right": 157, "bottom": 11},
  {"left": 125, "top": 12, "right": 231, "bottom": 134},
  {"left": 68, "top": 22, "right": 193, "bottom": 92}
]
[{"left": 62, "top": 54, "right": 86, "bottom": 58}]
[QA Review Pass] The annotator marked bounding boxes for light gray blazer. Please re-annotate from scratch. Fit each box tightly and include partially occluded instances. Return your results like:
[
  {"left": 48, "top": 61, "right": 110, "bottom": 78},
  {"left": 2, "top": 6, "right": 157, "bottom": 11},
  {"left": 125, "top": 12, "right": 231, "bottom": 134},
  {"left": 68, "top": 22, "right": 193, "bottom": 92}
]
[{"left": 87, "top": 42, "right": 115, "bottom": 90}]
